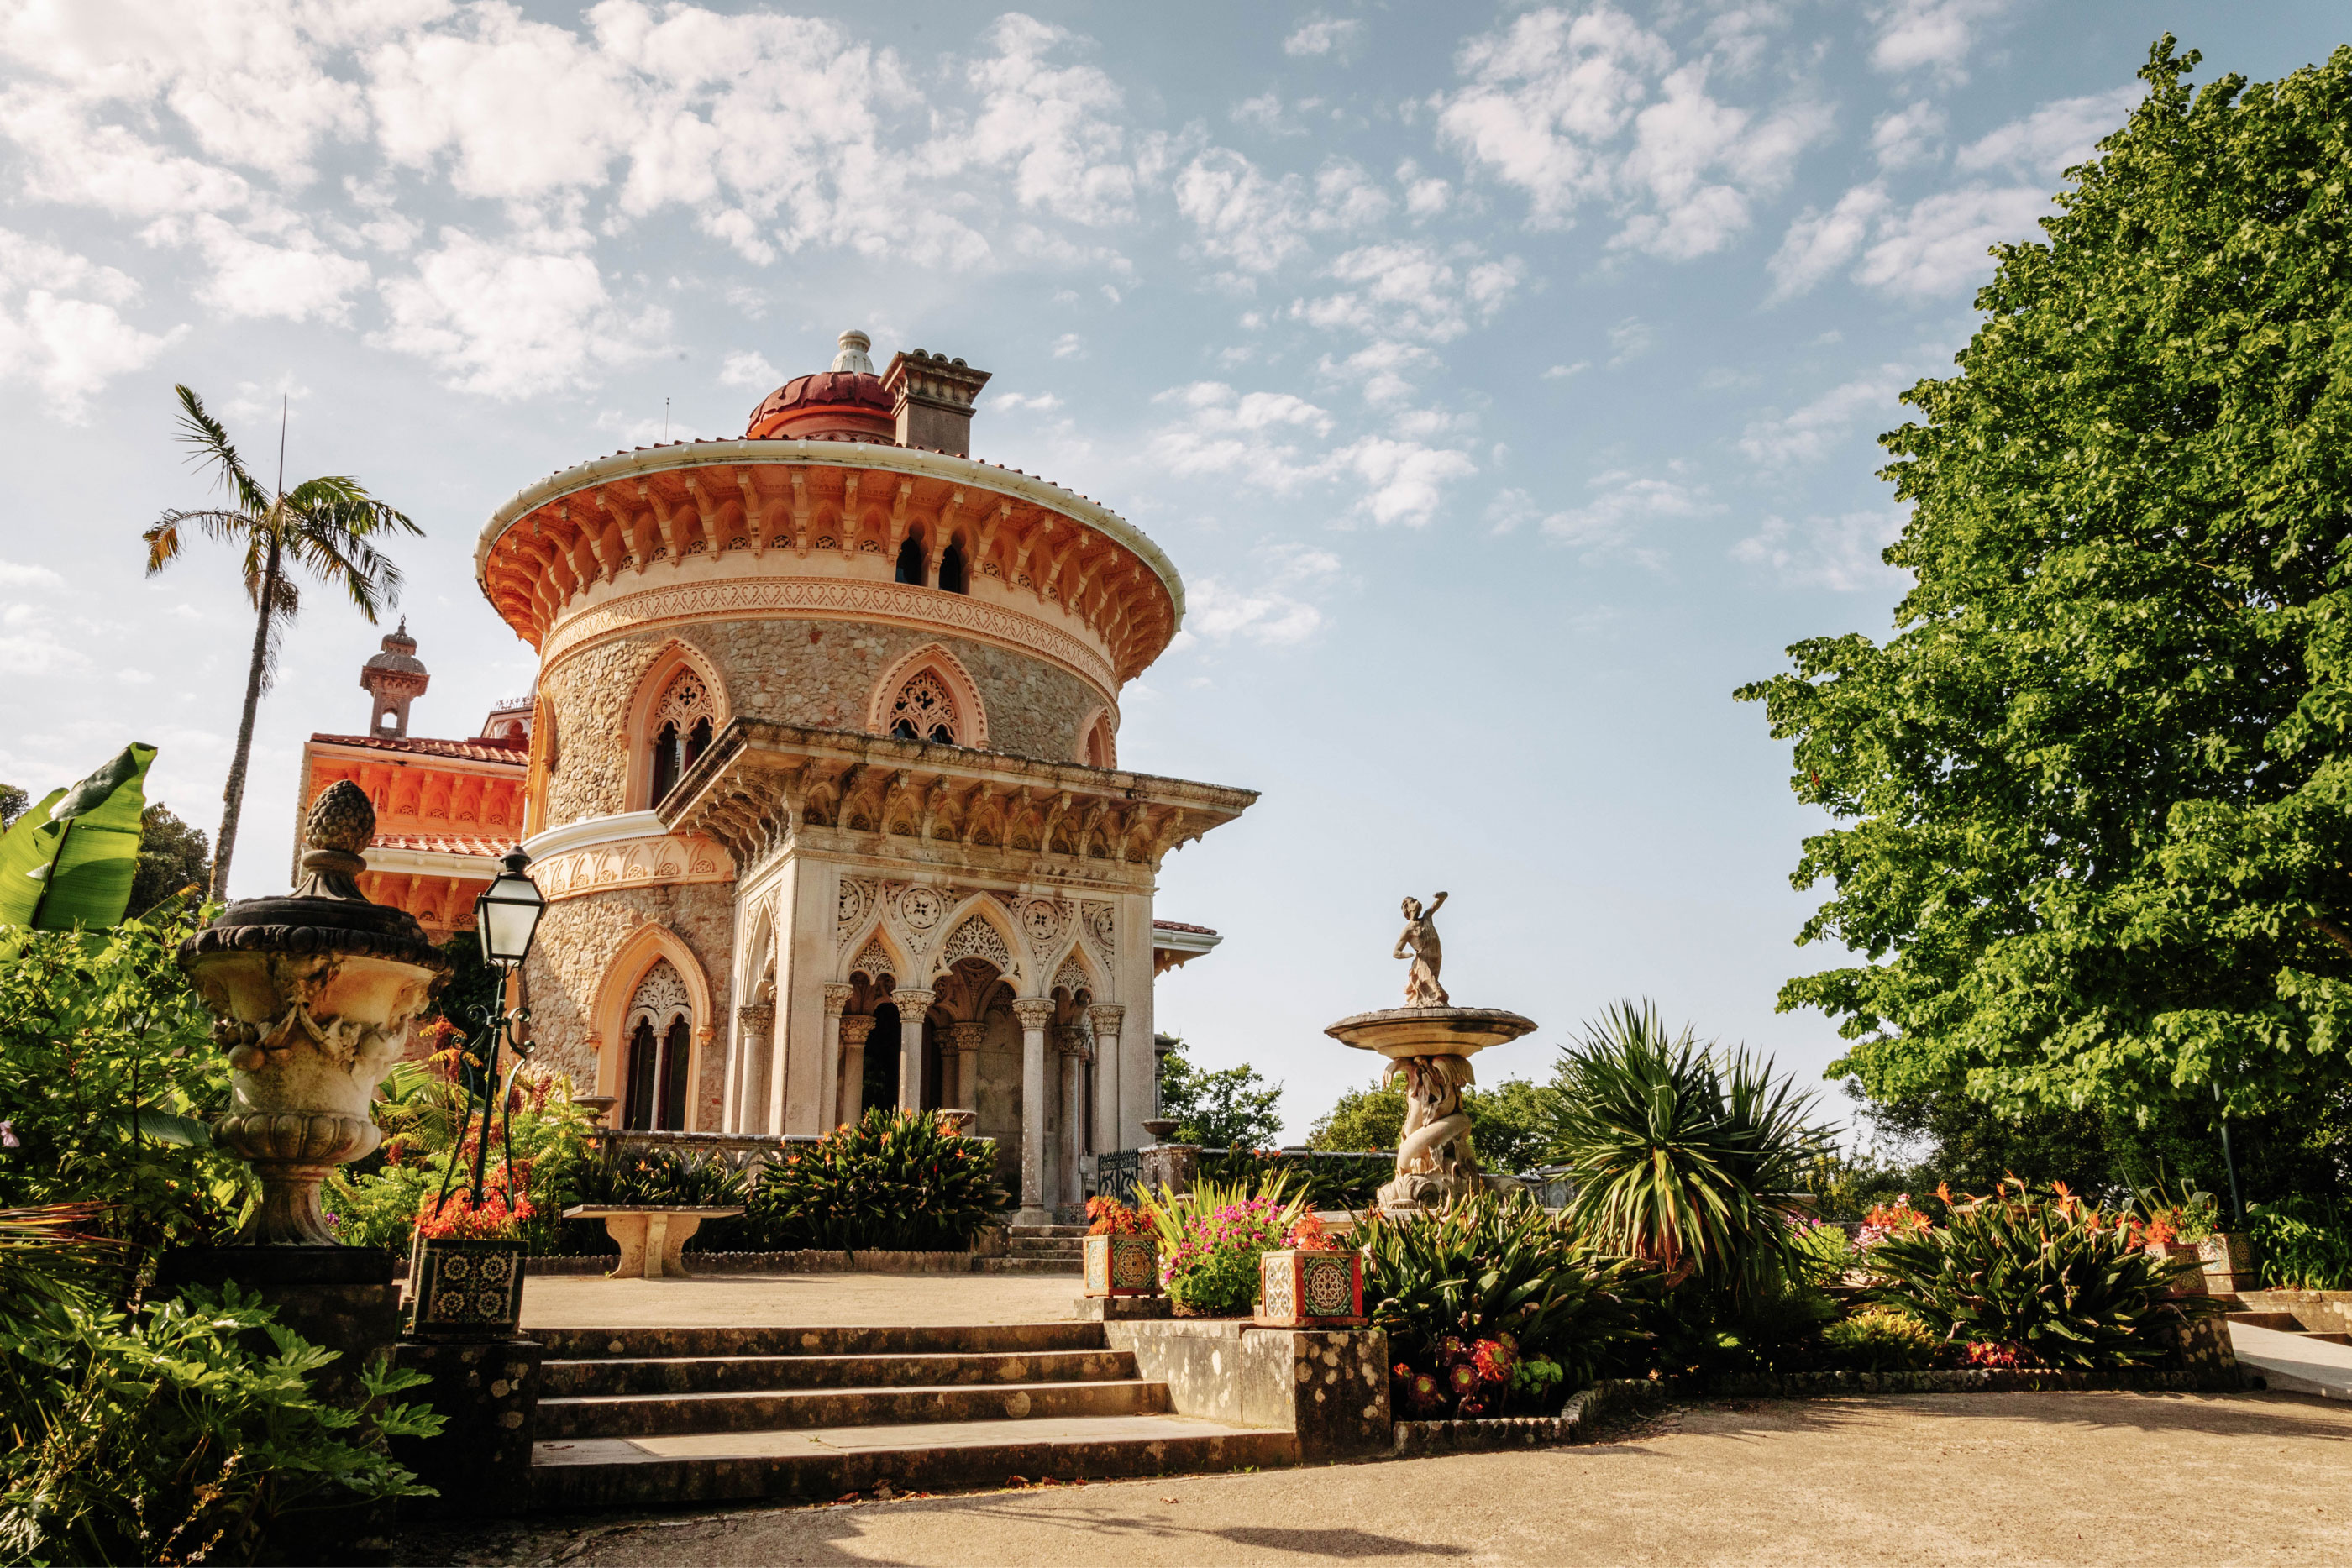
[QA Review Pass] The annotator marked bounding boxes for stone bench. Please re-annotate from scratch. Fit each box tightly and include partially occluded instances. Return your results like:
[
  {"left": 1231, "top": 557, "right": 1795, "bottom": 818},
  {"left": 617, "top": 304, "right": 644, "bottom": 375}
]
[{"left": 563, "top": 1205, "right": 744, "bottom": 1280}]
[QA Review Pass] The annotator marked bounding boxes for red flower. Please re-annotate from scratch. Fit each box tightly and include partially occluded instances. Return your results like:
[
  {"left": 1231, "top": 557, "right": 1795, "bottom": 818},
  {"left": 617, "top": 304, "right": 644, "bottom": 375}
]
[
  {"left": 1472, "top": 1339, "right": 1515, "bottom": 1385},
  {"left": 1446, "top": 1363, "right": 1479, "bottom": 1398}
]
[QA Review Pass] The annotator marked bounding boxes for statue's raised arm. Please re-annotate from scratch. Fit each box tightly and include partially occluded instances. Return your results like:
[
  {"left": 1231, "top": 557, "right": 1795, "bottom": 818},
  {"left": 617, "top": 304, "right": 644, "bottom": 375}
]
[{"left": 1393, "top": 890, "right": 1451, "bottom": 1007}]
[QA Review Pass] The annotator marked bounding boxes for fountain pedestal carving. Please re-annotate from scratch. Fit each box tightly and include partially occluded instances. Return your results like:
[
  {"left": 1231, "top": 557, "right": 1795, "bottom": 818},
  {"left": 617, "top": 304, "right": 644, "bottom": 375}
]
[{"left": 1326, "top": 893, "right": 1535, "bottom": 1213}]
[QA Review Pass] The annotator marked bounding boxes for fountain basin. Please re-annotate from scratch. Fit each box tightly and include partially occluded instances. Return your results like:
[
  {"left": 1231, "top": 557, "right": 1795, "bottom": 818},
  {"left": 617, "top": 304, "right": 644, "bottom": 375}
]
[{"left": 1324, "top": 1006, "right": 1536, "bottom": 1060}]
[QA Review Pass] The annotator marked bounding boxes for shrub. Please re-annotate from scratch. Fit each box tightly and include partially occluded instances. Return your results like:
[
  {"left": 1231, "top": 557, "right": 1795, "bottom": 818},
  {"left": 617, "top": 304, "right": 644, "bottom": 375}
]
[
  {"left": 1862, "top": 1178, "right": 2211, "bottom": 1368},
  {"left": 0, "top": 1282, "right": 441, "bottom": 1565},
  {"left": 2248, "top": 1195, "right": 2352, "bottom": 1290},
  {"left": 1361, "top": 1192, "right": 1652, "bottom": 1412},
  {"left": 745, "top": 1108, "right": 1008, "bottom": 1252},
  {"left": 1192, "top": 1147, "right": 1391, "bottom": 1211},
  {"left": 1820, "top": 1306, "right": 1941, "bottom": 1372},
  {"left": 568, "top": 1146, "right": 747, "bottom": 1209},
  {"left": 1084, "top": 1196, "right": 1150, "bottom": 1236},
  {"left": 1791, "top": 1216, "right": 1856, "bottom": 1287},
  {"left": 1137, "top": 1172, "right": 1310, "bottom": 1314},
  {"left": 1544, "top": 1000, "right": 1835, "bottom": 1302}
]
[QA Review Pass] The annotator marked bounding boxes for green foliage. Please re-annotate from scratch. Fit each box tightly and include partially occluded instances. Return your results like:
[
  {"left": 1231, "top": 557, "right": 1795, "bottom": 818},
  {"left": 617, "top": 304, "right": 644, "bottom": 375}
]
[
  {"left": 2248, "top": 1195, "right": 2352, "bottom": 1289},
  {"left": 1821, "top": 1306, "right": 1943, "bottom": 1373},
  {"left": 745, "top": 1108, "right": 1009, "bottom": 1252},
  {"left": 0, "top": 746, "right": 157, "bottom": 931},
  {"left": 0, "top": 910, "right": 250, "bottom": 1252},
  {"left": 1737, "top": 38, "right": 2352, "bottom": 1132},
  {"left": 1545, "top": 1001, "right": 1835, "bottom": 1302},
  {"left": 1307, "top": 1073, "right": 1552, "bottom": 1172},
  {"left": 422, "top": 932, "right": 501, "bottom": 1032},
  {"left": 1790, "top": 1219, "right": 1856, "bottom": 1287},
  {"left": 1155, "top": 1036, "right": 1284, "bottom": 1150},
  {"left": 1861, "top": 1180, "right": 2208, "bottom": 1367},
  {"left": 1361, "top": 1192, "right": 1653, "bottom": 1403},
  {"left": 127, "top": 805, "right": 209, "bottom": 922},
  {"left": 1135, "top": 1172, "right": 1310, "bottom": 1314},
  {"left": 0, "top": 1282, "right": 441, "bottom": 1565},
  {"left": 0, "top": 788, "right": 24, "bottom": 832},
  {"left": 570, "top": 1146, "right": 747, "bottom": 1209},
  {"left": 1192, "top": 1147, "right": 1392, "bottom": 1211}
]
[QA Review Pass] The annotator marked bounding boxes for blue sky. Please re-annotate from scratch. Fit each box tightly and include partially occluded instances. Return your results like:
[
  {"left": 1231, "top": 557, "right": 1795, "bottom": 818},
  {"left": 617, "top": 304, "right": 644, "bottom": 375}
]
[{"left": 2, "top": 2, "right": 2343, "bottom": 1141}]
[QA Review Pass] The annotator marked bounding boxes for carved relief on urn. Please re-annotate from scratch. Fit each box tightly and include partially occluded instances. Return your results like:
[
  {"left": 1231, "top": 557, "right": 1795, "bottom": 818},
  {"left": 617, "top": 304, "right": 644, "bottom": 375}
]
[{"left": 178, "top": 780, "right": 451, "bottom": 1245}]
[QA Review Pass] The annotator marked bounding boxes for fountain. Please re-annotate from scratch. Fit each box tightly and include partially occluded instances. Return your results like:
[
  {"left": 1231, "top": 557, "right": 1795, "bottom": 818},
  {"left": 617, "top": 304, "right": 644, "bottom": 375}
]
[{"left": 1324, "top": 892, "right": 1534, "bottom": 1211}]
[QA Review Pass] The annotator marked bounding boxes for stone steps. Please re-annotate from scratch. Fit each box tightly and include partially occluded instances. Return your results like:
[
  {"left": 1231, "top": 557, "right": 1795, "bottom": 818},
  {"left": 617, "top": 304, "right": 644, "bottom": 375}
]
[{"left": 526, "top": 1322, "right": 1294, "bottom": 1511}]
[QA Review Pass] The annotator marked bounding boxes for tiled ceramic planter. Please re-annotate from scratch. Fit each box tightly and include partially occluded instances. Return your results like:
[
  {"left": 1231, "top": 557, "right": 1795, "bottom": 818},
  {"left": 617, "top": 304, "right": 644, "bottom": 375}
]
[
  {"left": 1083, "top": 1233, "right": 1159, "bottom": 1298},
  {"left": 405, "top": 1235, "right": 527, "bottom": 1340},
  {"left": 2145, "top": 1240, "right": 2206, "bottom": 1296},
  {"left": 1256, "top": 1246, "right": 1364, "bottom": 1327},
  {"left": 2200, "top": 1233, "right": 2254, "bottom": 1294}
]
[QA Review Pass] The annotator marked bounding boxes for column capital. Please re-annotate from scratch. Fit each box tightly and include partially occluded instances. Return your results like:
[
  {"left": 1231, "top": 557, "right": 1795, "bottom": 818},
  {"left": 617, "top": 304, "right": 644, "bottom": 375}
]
[
  {"left": 1085, "top": 1002, "right": 1126, "bottom": 1033},
  {"left": 892, "top": 986, "right": 938, "bottom": 1009},
  {"left": 1055, "top": 1025, "right": 1094, "bottom": 1061},
  {"left": 837, "top": 1013, "right": 878, "bottom": 1048},
  {"left": 822, "top": 983, "right": 855, "bottom": 1016},
  {"left": 948, "top": 1019, "right": 989, "bottom": 1052},
  {"left": 1011, "top": 997, "right": 1056, "bottom": 1031}
]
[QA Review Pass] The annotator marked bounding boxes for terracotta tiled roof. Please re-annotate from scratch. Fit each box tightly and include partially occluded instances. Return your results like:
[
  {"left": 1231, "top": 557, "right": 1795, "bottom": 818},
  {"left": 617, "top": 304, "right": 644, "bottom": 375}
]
[
  {"left": 370, "top": 834, "right": 509, "bottom": 859},
  {"left": 311, "top": 732, "right": 528, "bottom": 764},
  {"left": 1152, "top": 920, "right": 1218, "bottom": 936}
]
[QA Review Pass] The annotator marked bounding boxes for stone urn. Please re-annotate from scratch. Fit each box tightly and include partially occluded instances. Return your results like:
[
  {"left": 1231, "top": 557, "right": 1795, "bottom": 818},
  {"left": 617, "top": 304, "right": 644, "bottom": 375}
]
[
  {"left": 178, "top": 780, "right": 450, "bottom": 1245},
  {"left": 1325, "top": 1007, "right": 1535, "bottom": 1213}
]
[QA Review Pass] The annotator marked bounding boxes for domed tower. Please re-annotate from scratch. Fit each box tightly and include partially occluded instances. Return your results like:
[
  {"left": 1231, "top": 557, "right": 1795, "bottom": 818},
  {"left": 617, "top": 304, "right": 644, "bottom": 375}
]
[
  {"left": 475, "top": 329, "right": 1256, "bottom": 1221},
  {"left": 360, "top": 620, "right": 428, "bottom": 737}
]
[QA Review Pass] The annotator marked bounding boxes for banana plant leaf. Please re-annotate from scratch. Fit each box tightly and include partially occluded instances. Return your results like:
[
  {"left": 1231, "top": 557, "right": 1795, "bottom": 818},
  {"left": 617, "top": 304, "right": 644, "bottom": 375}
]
[{"left": 0, "top": 743, "right": 159, "bottom": 930}]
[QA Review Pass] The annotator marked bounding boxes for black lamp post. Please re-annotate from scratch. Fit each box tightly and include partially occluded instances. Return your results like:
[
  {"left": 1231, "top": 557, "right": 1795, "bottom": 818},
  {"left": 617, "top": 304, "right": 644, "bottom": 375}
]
[{"left": 436, "top": 847, "right": 547, "bottom": 1214}]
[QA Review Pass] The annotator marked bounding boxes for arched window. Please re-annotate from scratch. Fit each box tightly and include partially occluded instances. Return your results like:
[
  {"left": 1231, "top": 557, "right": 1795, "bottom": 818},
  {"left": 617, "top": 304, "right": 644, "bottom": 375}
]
[
  {"left": 645, "top": 670, "right": 717, "bottom": 806},
  {"left": 888, "top": 669, "right": 960, "bottom": 744},
  {"left": 622, "top": 960, "right": 694, "bottom": 1130},
  {"left": 1083, "top": 712, "right": 1116, "bottom": 768},
  {"left": 937, "top": 543, "right": 967, "bottom": 595},
  {"left": 895, "top": 537, "right": 926, "bottom": 585}
]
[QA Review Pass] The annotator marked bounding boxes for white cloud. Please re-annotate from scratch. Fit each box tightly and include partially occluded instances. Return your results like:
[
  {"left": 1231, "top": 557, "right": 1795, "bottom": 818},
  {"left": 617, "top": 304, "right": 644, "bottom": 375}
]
[
  {"left": 1738, "top": 368, "right": 1910, "bottom": 467},
  {"left": 1284, "top": 17, "right": 1362, "bottom": 58},
  {"left": 1871, "top": 101, "right": 1945, "bottom": 170},
  {"left": 1855, "top": 183, "right": 2050, "bottom": 298},
  {"left": 718, "top": 349, "right": 780, "bottom": 389},
  {"left": 147, "top": 213, "right": 370, "bottom": 322},
  {"left": 1733, "top": 511, "right": 1907, "bottom": 590},
  {"left": 1541, "top": 468, "right": 1719, "bottom": 557},
  {"left": 1051, "top": 333, "right": 1085, "bottom": 359},
  {"left": 1146, "top": 380, "right": 1336, "bottom": 490},
  {"left": 1183, "top": 575, "right": 1323, "bottom": 645},
  {"left": 0, "top": 228, "right": 179, "bottom": 417},
  {"left": 1868, "top": 0, "right": 2013, "bottom": 82},
  {"left": 0, "top": 559, "right": 66, "bottom": 589},
  {"left": 991, "top": 391, "right": 1064, "bottom": 412},
  {"left": 1956, "top": 85, "right": 2140, "bottom": 179},
  {"left": 1396, "top": 159, "right": 1451, "bottom": 218},
  {"left": 955, "top": 13, "right": 1149, "bottom": 228},
  {"left": 0, "top": 601, "right": 87, "bottom": 674},
  {"left": 1175, "top": 150, "right": 1392, "bottom": 277},
  {"left": 1767, "top": 182, "right": 1889, "bottom": 300},
  {"left": 1291, "top": 242, "right": 1522, "bottom": 343},
  {"left": 1606, "top": 317, "right": 1651, "bottom": 365},
  {"left": 372, "top": 230, "right": 667, "bottom": 398},
  {"left": 1541, "top": 361, "right": 1588, "bottom": 380},
  {"left": 1334, "top": 437, "right": 1476, "bottom": 527},
  {"left": 1436, "top": 6, "right": 1825, "bottom": 258},
  {"left": 1316, "top": 340, "right": 1436, "bottom": 406}
]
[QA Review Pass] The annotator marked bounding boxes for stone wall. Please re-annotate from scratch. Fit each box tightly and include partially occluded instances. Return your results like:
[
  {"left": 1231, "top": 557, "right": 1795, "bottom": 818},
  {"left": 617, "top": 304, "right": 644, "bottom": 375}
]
[
  {"left": 522, "top": 882, "right": 736, "bottom": 1130},
  {"left": 539, "top": 618, "right": 1104, "bottom": 826}
]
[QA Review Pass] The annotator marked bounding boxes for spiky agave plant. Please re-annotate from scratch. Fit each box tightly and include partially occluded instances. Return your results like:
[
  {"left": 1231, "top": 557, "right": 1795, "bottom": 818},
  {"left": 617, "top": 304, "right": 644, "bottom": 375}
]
[{"left": 1542, "top": 1000, "right": 1835, "bottom": 1302}]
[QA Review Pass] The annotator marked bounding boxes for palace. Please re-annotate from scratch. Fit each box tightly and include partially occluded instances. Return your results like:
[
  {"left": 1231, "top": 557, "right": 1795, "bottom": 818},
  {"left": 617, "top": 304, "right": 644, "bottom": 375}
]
[{"left": 294, "top": 330, "right": 1253, "bottom": 1221}]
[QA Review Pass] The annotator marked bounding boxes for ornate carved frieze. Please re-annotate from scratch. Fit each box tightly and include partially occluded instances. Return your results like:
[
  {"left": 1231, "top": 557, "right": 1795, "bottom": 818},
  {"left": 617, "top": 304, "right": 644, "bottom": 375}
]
[
  {"left": 1052, "top": 952, "right": 1091, "bottom": 997},
  {"left": 850, "top": 937, "right": 895, "bottom": 982},
  {"left": 835, "top": 877, "right": 877, "bottom": 947},
  {"left": 543, "top": 577, "right": 1116, "bottom": 700},
  {"left": 938, "top": 913, "right": 1014, "bottom": 976},
  {"left": 533, "top": 832, "right": 732, "bottom": 902},
  {"left": 1080, "top": 899, "right": 1117, "bottom": 957}
]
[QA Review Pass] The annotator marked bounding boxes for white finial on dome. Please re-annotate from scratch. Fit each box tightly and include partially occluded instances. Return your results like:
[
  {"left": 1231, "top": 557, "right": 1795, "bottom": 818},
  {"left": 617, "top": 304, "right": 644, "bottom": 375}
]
[{"left": 831, "top": 329, "right": 874, "bottom": 375}]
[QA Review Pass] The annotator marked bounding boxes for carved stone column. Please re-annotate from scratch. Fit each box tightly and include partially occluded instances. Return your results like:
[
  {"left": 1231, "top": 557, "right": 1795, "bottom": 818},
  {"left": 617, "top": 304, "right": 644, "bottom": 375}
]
[
  {"left": 1056, "top": 1025, "right": 1093, "bottom": 1222},
  {"left": 1087, "top": 1003, "right": 1125, "bottom": 1153},
  {"left": 892, "top": 987, "right": 937, "bottom": 1112},
  {"left": 734, "top": 1004, "right": 774, "bottom": 1134},
  {"left": 1011, "top": 998, "right": 1055, "bottom": 1226},
  {"left": 820, "top": 984, "right": 853, "bottom": 1130},
  {"left": 837, "top": 1013, "right": 876, "bottom": 1128},
  {"left": 948, "top": 1020, "right": 988, "bottom": 1111}
]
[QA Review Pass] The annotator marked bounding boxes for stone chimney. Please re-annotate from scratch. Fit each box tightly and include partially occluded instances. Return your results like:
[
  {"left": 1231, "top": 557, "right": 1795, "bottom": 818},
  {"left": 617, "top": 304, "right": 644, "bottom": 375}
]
[
  {"left": 881, "top": 349, "right": 993, "bottom": 457},
  {"left": 359, "top": 619, "right": 428, "bottom": 737}
]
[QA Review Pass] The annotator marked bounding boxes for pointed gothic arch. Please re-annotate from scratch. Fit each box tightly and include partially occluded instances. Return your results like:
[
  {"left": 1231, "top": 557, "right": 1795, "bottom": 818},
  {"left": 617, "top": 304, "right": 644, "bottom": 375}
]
[
  {"left": 866, "top": 642, "right": 989, "bottom": 750},
  {"left": 625, "top": 640, "right": 731, "bottom": 810},
  {"left": 589, "top": 923, "right": 717, "bottom": 1130}
]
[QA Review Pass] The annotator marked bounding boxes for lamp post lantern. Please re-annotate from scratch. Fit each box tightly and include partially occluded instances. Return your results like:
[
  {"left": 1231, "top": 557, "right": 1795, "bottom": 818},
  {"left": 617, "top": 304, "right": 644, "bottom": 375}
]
[{"left": 438, "top": 846, "right": 547, "bottom": 1215}]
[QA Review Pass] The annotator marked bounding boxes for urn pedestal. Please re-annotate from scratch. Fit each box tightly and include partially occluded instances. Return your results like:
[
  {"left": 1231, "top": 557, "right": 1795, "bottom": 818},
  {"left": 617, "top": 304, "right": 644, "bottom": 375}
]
[
  {"left": 1255, "top": 1246, "right": 1365, "bottom": 1328},
  {"left": 404, "top": 1235, "right": 528, "bottom": 1340},
  {"left": 1083, "top": 1233, "right": 1159, "bottom": 1298}
]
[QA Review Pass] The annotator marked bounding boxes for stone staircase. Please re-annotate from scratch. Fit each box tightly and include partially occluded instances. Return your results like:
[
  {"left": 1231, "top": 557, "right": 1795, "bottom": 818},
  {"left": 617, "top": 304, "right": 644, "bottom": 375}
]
[
  {"left": 976, "top": 1223, "right": 1087, "bottom": 1276},
  {"left": 527, "top": 1322, "right": 1290, "bottom": 1510}
]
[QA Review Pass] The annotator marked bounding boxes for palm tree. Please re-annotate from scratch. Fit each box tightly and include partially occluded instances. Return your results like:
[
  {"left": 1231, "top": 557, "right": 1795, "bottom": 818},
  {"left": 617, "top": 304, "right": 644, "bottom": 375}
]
[{"left": 144, "top": 386, "right": 421, "bottom": 898}]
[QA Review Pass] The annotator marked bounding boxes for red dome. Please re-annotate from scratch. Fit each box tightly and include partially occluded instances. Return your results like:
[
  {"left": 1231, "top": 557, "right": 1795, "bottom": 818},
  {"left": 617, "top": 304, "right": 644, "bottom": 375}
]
[{"left": 745, "top": 369, "right": 895, "bottom": 442}]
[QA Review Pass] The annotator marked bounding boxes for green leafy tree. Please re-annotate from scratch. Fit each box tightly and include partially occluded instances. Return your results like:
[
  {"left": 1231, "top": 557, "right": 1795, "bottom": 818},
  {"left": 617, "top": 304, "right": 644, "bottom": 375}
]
[
  {"left": 1308, "top": 1072, "right": 1553, "bottom": 1172},
  {"left": 144, "top": 387, "right": 419, "bottom": 896},
  {"left": 1738, "top": 39, "right": 2352, "bottom": 1136},
  {"left": 0, "top": 787, "right": 24, "bottom": 831},
  {"left": 127, "top": 804, "right": 209, "bottom": 920},
  {"left": 1156, "top": 1035, "right": 1284, "bottom": 1149}
]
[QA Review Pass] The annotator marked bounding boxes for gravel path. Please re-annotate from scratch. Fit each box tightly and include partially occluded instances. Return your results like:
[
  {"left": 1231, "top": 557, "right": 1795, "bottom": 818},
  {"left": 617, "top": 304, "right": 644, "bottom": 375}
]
[{"left": 405, "top": 1390, "right": 2349, "bottom": 1567}]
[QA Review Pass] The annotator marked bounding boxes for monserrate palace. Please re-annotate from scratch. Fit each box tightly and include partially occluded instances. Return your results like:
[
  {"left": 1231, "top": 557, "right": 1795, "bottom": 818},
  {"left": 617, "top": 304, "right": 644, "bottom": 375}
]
[{"left": 293, "top": 330, "right": 1255, "bottom": 1222}]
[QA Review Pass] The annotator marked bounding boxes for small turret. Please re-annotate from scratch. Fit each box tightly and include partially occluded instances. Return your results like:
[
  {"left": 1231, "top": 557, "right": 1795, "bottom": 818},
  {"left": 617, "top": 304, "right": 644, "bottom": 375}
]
[{"left": 360, "top": 620, "right": 428, "bottom": 737}]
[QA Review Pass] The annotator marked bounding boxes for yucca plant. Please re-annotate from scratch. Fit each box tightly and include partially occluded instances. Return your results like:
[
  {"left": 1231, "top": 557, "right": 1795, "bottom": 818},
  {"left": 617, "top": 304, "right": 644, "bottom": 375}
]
[
  {"left": 747, "top": 1108, "right": 1007, "bottom": 1252},
  {"left": 1361, "top": 1191, "right": 1652, "bottom": 1401},
  {"left": 1862, "top": 1178, "right": 2212, "bottom": 1367},
  {"left": 1543, "top": 1000, "right": 1835, "bottom": 1303}
]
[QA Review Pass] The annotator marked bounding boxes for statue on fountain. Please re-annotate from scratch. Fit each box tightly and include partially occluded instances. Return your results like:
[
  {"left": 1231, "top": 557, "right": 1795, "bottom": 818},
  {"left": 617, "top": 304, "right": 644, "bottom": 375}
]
[{"left": 1326, "top": 891, "right": 1535, "bottom": 1214}]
